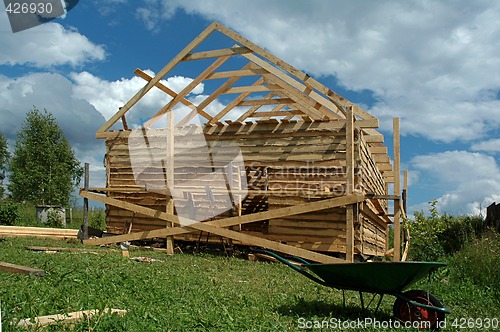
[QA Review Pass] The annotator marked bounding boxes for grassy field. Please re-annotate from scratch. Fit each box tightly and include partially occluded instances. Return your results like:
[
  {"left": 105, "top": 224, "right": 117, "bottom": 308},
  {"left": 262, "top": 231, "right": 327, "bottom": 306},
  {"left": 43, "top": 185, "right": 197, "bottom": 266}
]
[{"left": 0, "top": 237, "right": 498, "bottom": 331}]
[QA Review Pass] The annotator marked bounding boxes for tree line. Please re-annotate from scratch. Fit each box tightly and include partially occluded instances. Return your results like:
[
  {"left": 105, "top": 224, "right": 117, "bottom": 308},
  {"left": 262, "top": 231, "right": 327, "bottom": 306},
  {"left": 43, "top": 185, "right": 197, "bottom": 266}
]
[{"left": 0, "top": 107, "right": 83, "bottom": 207}]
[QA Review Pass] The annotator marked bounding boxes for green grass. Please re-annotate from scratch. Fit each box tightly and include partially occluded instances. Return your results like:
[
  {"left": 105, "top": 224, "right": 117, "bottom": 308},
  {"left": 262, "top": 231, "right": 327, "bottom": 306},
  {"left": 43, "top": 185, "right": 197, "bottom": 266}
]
[
  {"left": 0, "top": 238, "right": 498, "bottom": 331},
  {"left": 2, "top": 201, "right": 105, "bottom": 230}
]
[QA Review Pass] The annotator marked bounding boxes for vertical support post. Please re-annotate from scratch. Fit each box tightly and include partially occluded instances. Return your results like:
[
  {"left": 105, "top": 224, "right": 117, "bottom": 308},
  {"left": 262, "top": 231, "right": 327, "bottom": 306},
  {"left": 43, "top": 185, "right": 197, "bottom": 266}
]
[
  {"left": 403, "top": 169, "right": 408, "bottom": 215},
  {"left": 166, "top": 111, "right": 175, "bottom": 254},
  {"left": 393, "top": 118, "right": 401, "bottom": 261},
  {"left": 345, "top": 106, "right": 355, "bottom": 262},
  {"left": 83, "top": 163, "right": 89, "bottom": 240}
]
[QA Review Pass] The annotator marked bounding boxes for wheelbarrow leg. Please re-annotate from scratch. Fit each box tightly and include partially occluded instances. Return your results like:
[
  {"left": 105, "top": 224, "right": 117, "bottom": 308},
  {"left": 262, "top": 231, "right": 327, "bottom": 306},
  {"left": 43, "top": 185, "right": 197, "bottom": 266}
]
[
  {"left": 374, "top": 294, "right": 384, "bottom": 314},
  {"left": 359, "top": 291, "right": 364, "bottom": 310},
  {"left": 342, "top": 290, "right": 346, "bottom": 308}
]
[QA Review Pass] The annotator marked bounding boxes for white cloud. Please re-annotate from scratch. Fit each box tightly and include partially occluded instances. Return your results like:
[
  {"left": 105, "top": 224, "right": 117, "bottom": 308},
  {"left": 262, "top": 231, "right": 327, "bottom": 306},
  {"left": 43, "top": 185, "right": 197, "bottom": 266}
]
[
  {"left": 409, "top": 151, "right": 500, "bottom": 215},
  {"left": 70, "top": 71, "right": 205, "bottom": 125},
  {"left": 471, "top": 138, "right": 500, "bottom": 153},
  {"left": 139, "top": 0, "right": 500, "bottom": 143},
  {"left": 0, "top": 72, "right": 104, "bottom": 149},
  {"left": 0, "top": 12, "right": 105, "bottom": 67}
]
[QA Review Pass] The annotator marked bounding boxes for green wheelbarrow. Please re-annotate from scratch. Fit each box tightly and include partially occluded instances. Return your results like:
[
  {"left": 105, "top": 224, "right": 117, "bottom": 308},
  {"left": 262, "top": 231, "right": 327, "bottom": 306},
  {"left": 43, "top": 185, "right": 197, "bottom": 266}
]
[{"left": 257, "top": 250, "right": 451, "bottom": 330}]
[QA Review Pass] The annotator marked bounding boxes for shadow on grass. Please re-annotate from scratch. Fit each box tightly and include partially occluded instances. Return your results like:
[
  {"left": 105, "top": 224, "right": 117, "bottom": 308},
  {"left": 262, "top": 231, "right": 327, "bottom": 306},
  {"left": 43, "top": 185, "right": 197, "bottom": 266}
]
[{"left": 277, "top": 298, "right": 394, "bottom": 321}]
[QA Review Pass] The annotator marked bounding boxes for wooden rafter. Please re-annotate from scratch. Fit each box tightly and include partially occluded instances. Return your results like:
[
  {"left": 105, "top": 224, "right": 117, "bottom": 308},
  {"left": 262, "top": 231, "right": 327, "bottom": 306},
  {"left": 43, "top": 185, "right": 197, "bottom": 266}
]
[
  {"left": 213, "top": 22, "right": 376, "bottom": 121},
  {"left": 81, "top": 190, "right": 364, "bottom": 263},
  {"left": 208, "top": 77, "right": 265, "bottom": 124},
  {"left": 236, "top": 92, "right": 276, "bottom": 122},
  {"left": 96, "top": 22, "right": 219, "bottom": 137},
  {"left": 134, "top": 69, "right": 213, "bottom": 122},
  {"left": 145, "top": 55, "right": 231, "bottom": 127},
  {"left": 177, "top": 63, "right": 255, "bottom": 127},
  {"left": 182, "top": 46, "right": 252, "bottom": 61}
]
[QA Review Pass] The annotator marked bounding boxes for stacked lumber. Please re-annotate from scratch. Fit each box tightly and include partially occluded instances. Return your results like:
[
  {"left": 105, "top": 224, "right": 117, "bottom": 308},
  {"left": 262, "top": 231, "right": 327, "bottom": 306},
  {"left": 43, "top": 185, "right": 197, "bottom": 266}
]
[{"left": 0, "top": 226, "right": 78, "bottom": 239}]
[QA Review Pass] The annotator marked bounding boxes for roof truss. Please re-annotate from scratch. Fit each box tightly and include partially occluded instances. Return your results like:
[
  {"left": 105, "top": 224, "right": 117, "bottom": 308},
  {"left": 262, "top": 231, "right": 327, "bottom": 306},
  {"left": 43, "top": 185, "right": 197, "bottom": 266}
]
[{"left": 96, "top": 22, "right": 380, "bottom": 139}]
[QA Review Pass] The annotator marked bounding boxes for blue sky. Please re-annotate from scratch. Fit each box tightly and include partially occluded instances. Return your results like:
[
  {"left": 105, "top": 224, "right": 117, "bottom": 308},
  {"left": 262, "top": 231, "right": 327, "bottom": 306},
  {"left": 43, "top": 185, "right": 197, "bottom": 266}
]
[{"left": 1, "top": 0, "right": 499, "bottom": 216}]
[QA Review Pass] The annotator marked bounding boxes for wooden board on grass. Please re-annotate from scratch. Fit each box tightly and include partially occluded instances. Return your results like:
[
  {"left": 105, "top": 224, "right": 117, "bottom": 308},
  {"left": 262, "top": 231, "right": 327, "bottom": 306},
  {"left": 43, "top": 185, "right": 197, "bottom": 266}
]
[{"left": 0, "top": 261, "right": 45, "bottom": 276}]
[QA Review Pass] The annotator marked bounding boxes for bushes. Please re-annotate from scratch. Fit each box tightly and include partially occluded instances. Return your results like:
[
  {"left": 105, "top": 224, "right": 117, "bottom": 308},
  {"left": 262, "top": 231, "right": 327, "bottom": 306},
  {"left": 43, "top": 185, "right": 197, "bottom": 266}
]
[
  {"left": 89, "top": 209, "right": 106, "bottom": 231},
  {"left": 448, "top": 233, "right": 499, "bottom": 297},
  {"left": 408, "top": 200, "right": 486, "bottom": 261},
  {"left": 0, "top": 201, "right": 19, "bottom": 225}
]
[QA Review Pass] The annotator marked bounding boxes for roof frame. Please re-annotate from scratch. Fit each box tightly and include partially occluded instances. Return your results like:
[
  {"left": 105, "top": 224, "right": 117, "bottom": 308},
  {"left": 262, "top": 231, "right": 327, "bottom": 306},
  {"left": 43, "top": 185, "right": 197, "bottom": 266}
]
[{"left": 96, "top": 22, "right": 378, "bottom": 139}]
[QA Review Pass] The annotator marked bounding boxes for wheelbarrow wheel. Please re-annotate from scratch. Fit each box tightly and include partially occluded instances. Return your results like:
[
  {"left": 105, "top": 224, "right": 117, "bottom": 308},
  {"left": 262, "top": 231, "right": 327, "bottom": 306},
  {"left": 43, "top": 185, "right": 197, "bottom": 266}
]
[{"left": 393, "top": 290, "right": 445, "bottom": 330}]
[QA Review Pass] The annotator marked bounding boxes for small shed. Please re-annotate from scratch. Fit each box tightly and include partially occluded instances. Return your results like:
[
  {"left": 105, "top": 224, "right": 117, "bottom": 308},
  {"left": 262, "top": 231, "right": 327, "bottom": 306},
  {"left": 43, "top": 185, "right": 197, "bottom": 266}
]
[
  {"left": 36, "top": 205, "right": 66, "bottom": 227},
  {"left": 81, "top": 22, "right": 406, "bottom": 263}
]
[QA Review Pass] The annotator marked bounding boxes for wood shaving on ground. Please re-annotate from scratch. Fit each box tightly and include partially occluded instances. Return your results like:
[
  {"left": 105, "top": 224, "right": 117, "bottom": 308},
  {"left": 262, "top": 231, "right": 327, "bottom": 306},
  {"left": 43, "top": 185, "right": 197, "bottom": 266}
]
[{"left": 129, "top": 257, "right": 164, "bottom": 263}]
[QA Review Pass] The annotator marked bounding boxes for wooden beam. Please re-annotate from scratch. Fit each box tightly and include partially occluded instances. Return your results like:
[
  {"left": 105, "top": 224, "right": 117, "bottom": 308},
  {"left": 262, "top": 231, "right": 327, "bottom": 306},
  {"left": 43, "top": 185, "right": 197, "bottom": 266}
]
[
  {"left": 247, "top": 110, "right": 302, "bottom": 118},
  {"left": 165, "top": 110, "right": 175, "bottom": 254},
  {"left": 83, "top": 162, "right": 89, "bottom": 240},
  {"left": 345, "top": 106, "right": 355, "bottom": 262},
  {"left": 214, "top": 23, "right": 376, "bottom": 121},
  {"left": 177, "top": 63, "right": 254, "bottom": 127},
  {"left": 0, "top": 226, "right": 78, "bottom": 239},
  {"left": 24, "top": 246, "right": 116, "bottom": 253},
  {"left": 267, "top": 75, "right": 345, "bottom": 121},
  {"left": 393, "top": 117, "right": 401, "bottom": 262},
  {"left": 235, "top": 92, "right": 276, "bottom": 122},
  {"left": 81, "top": 191, "right": 362, "bottom": 263},
  {"left": 238, "top": 98, "right": 294, "bottom": 106},
  {"left": 145, "top": 55, "right": 231, "bottom": 128},
  {"left": 134, "top": 69, "right": 213, "bottom": 122},
  {"left": 121, "top": 115, "right": 129, "bottom": 130},
  {"left": 206, "top": 68, "right": 267, "bottom": 80},
  {"left": 83, "top": 190, "right": 363, "bottom": 241},
  {"left": 182, "top": 46, "right": 252, "bottom": 61},
  {"left": 223, "top": 85, "right": 270, "bottom": 94},
  {"left": 96, "top": 22, "right": 218, "bottom": 136},
  {"left": 0, "top": 261, "right": 45, "bottom": 276},
  {"left": 15, "top": 308, "right": 127, "bottom": 328},
  {"left": 82, "top": 193, "right": 354, "bottom": 263},
  {"left": 208, "top": 77, "right": 265, "bottom": 124}
]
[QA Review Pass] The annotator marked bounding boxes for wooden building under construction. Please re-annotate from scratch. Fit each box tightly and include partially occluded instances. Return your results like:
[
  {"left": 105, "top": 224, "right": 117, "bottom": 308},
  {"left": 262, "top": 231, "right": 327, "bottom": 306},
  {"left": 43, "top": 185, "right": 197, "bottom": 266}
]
[{"left": 82, "top": 22, "right": 406, "bottom": 264}]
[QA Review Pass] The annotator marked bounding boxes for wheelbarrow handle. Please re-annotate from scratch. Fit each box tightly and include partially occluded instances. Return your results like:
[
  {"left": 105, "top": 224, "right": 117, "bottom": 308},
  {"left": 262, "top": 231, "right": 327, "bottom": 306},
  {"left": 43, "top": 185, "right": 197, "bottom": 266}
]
[{"left": 254, "top": 249, "right": 329, "bottom": 287}]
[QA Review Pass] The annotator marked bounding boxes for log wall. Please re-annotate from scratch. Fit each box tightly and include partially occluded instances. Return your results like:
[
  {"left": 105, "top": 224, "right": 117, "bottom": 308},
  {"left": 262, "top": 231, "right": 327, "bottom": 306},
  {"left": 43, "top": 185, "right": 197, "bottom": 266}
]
[{"left": 104, "top": 120, "right": 389, "bottom": 255}]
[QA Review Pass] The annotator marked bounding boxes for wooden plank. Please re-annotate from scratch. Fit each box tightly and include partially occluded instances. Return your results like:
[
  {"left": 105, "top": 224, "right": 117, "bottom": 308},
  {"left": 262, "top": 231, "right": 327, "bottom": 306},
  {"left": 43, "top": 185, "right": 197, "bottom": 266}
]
[
  {"left": 166, "top": 109, "right": 175, "bottom": 254},
  {"left": 223, "top": 85, "right": 270, "bottom": 94},
  {"left": 82, "top": 191, "right": 362, "bottom": 262},
  {"left": 0, "top": 226, "right": 78, "bottom": 238},
  {"left": 83, "top": 190, "right": 363, "bottom": 239},
  {"left": 24, "top": 246, "right": 116, "bottom": 253},
  {"left": 176, "top": 64, "right": 253, "bottom": 127},
  {"left": 96, "top": 22, "right": 218, "bottom": 136},
  {"left": 82, "top": 193, "right": 347, "bottom": 263},
  {"left": 182, "top": 46, "right": 252, "bottom": 61},
  {"left": 345, "top": 106, "right": 355, "bottom": 262},
  {"left": 15, "top": 308, "right": 127, "bottom": 328},
  {"left": 0, "top": 261, "right": 45, "bottom": 276},
  {"left": 238, "top": 98, "right": 294, "bottom": 106},
  {"left": 134, "top": 69, "right": 213, "bottom": 122},
  {"left": 145, "top": 55, "right": 231, "bottom": 127},
  {"left": 247, "top": 110, "right": 302, "bottom": 118},
  {"left": 263, "top": 74, "right": 331, "bottom": 120},
  {"left": 83, "top": 162, "right": 89, "bottom": 239},
  {"left": 236, "top": 92, "right": 276, "bottom": 121},
  {"left": 206, "top": 68, "right": 267, "bottom": 80},
  {"left": 214, "top": 23, "right": 376, "bottom": 121},
  {"left": 209, "top": 77, "right": 265, "bottom": 124},
  {"left": 393, "top": 118, "right": 401, "bottom": 262}
]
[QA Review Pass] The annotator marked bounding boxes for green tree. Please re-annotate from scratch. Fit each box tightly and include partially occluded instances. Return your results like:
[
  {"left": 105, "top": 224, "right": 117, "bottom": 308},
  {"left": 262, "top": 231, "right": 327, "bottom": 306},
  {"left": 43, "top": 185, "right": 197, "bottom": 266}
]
[
  {"left": 8, "top": 108, "right": 83, "bottom": 206},
  {"left": 0, "top": 132, "right": 9, "bottom": 198}
]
